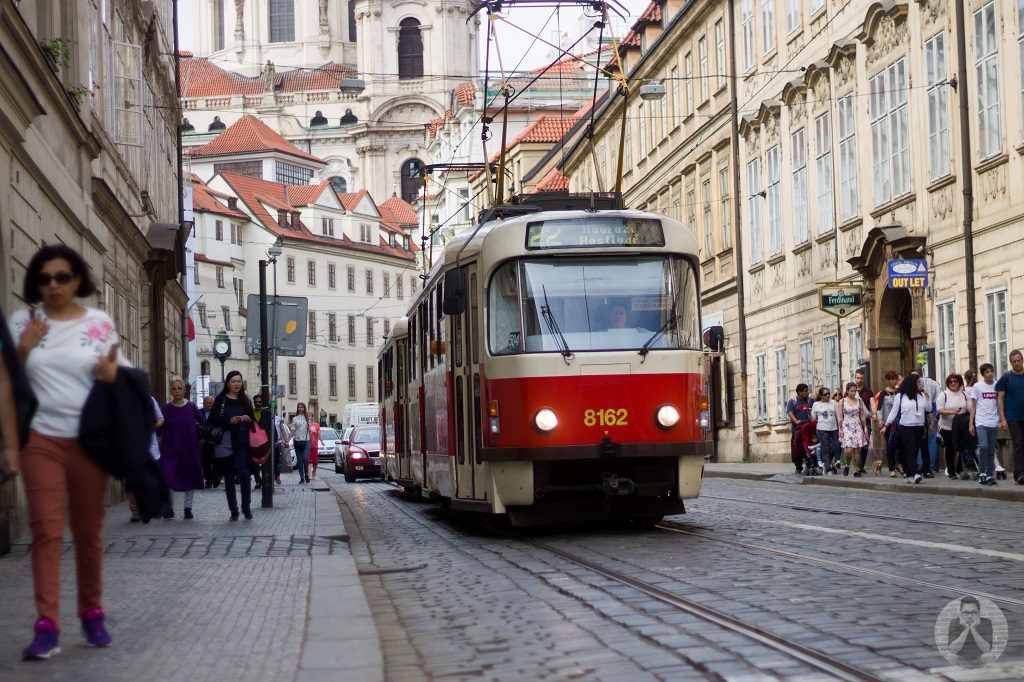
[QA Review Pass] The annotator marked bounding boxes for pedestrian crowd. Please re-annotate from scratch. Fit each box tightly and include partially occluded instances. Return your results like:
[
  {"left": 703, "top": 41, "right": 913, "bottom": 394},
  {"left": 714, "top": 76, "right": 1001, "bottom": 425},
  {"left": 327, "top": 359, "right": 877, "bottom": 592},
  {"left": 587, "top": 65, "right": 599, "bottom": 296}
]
[
  {"left": 787, "top": 356, "right": 1024, "bottom": 486},
  {"left": 0, "top": 245, "right": 329, "bottom": 662}
]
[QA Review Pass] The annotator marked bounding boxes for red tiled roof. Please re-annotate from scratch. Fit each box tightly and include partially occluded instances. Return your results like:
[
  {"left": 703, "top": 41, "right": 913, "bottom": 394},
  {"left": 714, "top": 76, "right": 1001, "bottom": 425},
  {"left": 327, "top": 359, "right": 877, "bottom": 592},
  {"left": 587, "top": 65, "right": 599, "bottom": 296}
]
[
  {"left": 195, "top": 253, "right": 234, "bottom": 267},
  {"left": 278, "top": 63, "right": 358, "bottom": 92},
  {"left": 337, "top": 189, "right": 369, "bottom": 212},
  {"left": 530, "top": 168, "right": 569, "bottom": 193},
  {"left": 192, "top": 184, "right": 249, "bottom": 219},
  {"left": 283, "top": 183, "right": 330, "bottom": 207},
  {"left": 180, "top": 57, "right": 265, "bottom": 98},
  {"left": 180, "top": 57, "right": 357, "bottom": 97},
  {"left": 639, "top": 3, "right": 662, "bottom": 22},
  {"left": 511, "top": 113, "right": 581, "bottom": 145},
  {"left": 454, "top": 82, "right": 476, "bottom": 105},
  {"left": 188, "top": 172, "right": 205, "bottom": 185},
  {"left": 187, "top": 115, "right": 325, "bottom": 164},
  {"left": 218, "top": 173, "right": 414, "bottom": 261},
  {"left": 378, "top": 196, "right": 418, "bottom": 227}
]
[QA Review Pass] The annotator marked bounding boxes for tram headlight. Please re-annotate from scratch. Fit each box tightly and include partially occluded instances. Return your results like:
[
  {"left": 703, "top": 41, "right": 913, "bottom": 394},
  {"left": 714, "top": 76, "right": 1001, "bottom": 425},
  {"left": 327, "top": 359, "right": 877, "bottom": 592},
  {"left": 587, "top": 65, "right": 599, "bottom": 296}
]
[
  {"left": 656, "top": 404, "right": 680, "bottom": 429},
  {"left": 533, "top": 408, "right": 559, "bottom": 432}
]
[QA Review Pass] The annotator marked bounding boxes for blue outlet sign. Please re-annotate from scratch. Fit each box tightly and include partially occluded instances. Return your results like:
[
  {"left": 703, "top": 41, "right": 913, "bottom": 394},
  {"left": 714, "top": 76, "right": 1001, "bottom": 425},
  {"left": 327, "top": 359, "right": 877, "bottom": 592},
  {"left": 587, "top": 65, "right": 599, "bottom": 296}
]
[{"left": 887, "top": 259, "right": 928, "bottom": 289}]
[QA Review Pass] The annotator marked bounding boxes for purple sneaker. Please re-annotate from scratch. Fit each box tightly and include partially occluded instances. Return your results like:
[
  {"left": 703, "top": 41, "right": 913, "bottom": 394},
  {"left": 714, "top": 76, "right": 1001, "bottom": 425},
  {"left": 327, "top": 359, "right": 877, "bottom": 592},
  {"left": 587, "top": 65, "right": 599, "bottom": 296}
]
[
  {"left": 81, "top": 607, "right": 112, "bottom": 648},
  {"left": 22, "top": 617, "right": 60, "bottom": 660}
]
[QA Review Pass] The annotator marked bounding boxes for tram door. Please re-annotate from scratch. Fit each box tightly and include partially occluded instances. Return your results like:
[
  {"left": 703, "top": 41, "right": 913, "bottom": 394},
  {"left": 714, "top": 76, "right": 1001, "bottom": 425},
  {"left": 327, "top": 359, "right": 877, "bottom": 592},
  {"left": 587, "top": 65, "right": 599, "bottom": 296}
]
[
  {"left": 453, "top": 268, "right": 485, "bottom": 500},
  {"left": 395, "top": 338, "right": 412, "bottom": 482}
]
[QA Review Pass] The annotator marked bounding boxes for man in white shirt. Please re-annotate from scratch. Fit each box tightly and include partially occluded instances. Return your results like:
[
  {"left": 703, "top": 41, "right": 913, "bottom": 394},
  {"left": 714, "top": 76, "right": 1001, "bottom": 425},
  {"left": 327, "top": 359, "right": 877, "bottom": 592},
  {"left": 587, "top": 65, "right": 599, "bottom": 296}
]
[{"left": 968, "top": 364, "right": 1000, "bottom": 486}]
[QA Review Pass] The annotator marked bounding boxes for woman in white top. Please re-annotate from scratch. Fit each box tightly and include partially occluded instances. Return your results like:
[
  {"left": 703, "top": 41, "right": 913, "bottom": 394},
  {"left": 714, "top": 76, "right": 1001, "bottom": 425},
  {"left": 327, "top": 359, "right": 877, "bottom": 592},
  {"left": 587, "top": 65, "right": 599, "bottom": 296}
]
[
  {"left": 811, "top": 387, "right": 840, "bottom": 474},
  {"left": 11, "top": 245, "right": 125, "bottom": 658},
  {"left": 882, "top": 373, "right": 933, "bottom": 484},
  {"left": 936, "top": 373, "right": 968, "bottom": 479},
  {"left": 290, "top": 403, "right": 311, "bottom": 484}
]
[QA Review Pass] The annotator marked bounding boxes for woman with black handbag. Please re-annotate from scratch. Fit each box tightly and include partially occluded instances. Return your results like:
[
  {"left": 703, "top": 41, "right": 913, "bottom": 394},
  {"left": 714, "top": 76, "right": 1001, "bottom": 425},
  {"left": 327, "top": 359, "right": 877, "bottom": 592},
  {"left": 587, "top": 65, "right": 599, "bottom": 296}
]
[{"left": 208, "top": 370, "right": 257, "bottom": 520}]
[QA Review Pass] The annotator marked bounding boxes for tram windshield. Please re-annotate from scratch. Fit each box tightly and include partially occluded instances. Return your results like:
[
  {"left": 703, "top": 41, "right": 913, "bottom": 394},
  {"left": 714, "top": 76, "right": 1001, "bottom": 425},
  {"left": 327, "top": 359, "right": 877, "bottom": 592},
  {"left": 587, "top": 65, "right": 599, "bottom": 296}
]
[{"left": 488, "top": 256, "right": 699, "bottom": 355}]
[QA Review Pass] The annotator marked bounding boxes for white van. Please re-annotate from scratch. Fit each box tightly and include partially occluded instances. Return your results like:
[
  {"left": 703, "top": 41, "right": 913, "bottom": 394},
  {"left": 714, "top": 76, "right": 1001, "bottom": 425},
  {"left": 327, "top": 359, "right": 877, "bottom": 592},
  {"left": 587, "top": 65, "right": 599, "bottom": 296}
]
[{"left": 342, "top": 402, "right": 379, "bottom": 432}]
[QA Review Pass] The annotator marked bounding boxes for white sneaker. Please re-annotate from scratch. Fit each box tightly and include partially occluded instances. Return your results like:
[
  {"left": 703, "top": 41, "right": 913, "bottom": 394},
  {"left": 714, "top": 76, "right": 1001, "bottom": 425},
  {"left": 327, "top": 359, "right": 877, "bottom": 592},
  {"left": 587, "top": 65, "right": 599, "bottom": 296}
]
[
  {"left": 913, "top": 474, "right": 923, "bottom": 484},
  {"left": 905, "top": 476, "right": 913, "bottom": 483}
]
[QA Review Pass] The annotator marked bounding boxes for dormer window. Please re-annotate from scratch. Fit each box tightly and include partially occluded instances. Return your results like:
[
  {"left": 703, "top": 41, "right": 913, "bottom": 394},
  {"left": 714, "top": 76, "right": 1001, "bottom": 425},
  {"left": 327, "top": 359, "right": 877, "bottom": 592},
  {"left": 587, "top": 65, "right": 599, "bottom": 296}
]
[
  {"left": 227, "top": 197, "right": 238, "bottom": 210},
  {"left": 290, "top": 212, "right": 301, "bottom": 228},
  {"left": 277, "top": 209, "right": 289, "bottom": 227},
  {"left": 359, "top": 223, "right": 371, "bottom": 243}
]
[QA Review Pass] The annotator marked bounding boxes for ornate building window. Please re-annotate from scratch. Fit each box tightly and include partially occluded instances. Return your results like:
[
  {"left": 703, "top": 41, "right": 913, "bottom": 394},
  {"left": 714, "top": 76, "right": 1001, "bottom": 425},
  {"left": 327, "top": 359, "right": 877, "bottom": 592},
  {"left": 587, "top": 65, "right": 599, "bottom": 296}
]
[
  {"left": 869, "top": 57, "right": 910, "bottom": 205},
  {"left": 765, "top": 145, "right": 781, "bottom": 255},
  {"left": 974, "top": 2, "right": 1001, "bottom": 160},
  {"left": 837, "top": 95, "right": 858, "bottom": 221},
  {"left": 398, "top": 18, "right": 424, "bottom": 80},
  {"left": 792, "top": 128, "right": 808, "bottom": 244},
  {"left": 925, "top": 33, "right": 951, "bottom": 180},
  {"left": 815, "top": 111, "right": 834, "bottom": 232},
  {"left": 746, "top": 157, "right": 762, "bottom": 264},
  {"left": 213, "top": 0, "right": 225, "bottom": 51},
  {"left": 269, "top": 0, "right": 295, "bottom": 43}
]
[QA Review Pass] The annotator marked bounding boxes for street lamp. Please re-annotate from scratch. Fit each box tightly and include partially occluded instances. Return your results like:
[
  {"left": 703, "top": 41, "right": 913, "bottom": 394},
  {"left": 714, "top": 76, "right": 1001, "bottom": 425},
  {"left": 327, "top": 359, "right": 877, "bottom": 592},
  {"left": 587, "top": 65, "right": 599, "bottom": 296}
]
[
  {"left": 339, "top": 77, "right": 365, "bottom": 95},
  {"left": 212, "top": 328, "right": 231, "bottom": 382}
]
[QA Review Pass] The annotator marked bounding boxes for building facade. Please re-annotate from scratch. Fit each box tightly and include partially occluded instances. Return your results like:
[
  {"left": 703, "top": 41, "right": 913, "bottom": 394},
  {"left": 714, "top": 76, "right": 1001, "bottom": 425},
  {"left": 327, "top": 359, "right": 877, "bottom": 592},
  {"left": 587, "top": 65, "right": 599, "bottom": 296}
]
[
  {"left": 0, "top": 0, "right": 184, "bottom": 551},
  {"left": 564, "top": 0, "right": 1024, "bottom": 463}
]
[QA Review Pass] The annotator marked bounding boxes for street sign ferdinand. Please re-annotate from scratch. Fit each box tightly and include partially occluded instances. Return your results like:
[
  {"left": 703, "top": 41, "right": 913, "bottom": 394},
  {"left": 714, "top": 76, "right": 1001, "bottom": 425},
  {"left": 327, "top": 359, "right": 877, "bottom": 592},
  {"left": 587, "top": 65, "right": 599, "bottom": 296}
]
[{"left": 818, "top": 284, "right": 864, "bottom": 318}]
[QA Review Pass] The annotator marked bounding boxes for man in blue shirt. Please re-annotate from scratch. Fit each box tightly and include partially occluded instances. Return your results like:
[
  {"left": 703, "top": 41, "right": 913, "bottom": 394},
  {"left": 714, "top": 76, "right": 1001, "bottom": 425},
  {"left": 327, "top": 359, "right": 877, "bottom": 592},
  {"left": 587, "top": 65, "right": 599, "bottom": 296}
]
[
  {"left": 996, "top": 349, "right": 1024, "bottom": 484},
  {"left": 786, "top": 384, "right": 814, "bottom": 474}
]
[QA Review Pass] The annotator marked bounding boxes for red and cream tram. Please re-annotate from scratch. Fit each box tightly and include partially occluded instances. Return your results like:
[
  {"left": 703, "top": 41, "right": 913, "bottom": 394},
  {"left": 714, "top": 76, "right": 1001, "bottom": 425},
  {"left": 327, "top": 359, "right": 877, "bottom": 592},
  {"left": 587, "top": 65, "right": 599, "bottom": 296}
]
[{"left": 378, "top": 202, "right": 710, "bottom": 525}]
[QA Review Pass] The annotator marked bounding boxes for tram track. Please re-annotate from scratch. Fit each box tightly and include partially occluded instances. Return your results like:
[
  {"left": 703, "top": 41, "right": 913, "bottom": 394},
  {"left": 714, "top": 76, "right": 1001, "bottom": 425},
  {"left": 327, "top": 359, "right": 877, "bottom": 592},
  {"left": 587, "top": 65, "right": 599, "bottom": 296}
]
[
  {"left": 655, "top": 520, "right": 1024, "bottom": 608},
  {"left": 697, "top": 493, "right": 1024, "bottom": 536},
  {"left": 363, "top": 483, "right": 893, "bottom": 681}
]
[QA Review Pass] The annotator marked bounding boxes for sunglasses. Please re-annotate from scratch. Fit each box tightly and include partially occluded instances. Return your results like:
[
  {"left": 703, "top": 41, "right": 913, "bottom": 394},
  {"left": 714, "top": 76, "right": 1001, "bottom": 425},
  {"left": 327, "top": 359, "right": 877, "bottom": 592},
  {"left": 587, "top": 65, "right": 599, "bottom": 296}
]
[{"left": 37, "top": 271, "right": 75, "bottom": 287}]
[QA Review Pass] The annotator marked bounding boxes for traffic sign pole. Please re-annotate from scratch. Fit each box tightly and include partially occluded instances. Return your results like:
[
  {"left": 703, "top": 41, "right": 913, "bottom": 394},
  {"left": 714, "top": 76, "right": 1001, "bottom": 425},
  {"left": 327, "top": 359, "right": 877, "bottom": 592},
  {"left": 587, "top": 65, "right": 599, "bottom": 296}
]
[{"left": 258, "top": 260, "right": 273, "bottom": 509}]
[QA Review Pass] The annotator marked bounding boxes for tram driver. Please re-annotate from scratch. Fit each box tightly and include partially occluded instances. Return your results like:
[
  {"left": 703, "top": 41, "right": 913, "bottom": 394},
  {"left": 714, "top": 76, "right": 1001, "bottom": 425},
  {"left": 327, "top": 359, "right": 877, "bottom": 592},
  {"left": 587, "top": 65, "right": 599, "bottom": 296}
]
[{"left": 606, "top": 303, "right": 629, "bottom": 329}]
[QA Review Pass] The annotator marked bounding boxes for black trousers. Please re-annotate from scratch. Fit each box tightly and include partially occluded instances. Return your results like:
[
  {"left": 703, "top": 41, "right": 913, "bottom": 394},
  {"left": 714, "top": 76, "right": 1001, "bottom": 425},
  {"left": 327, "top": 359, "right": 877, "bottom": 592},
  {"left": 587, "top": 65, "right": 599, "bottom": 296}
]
[
  {"left": 216, "top": 457, "right": 250, "bottom": 512},
  {"left": 898, "top": 425, "right": 927, "bottom": 478},
  {"left": 1009, "top": 421, "right": 1024, "bottom": 481},
  {"left": 940, "top": 429, "right": 961, "bottom": 474},
  {"left": 201, "top": 443, "right": 218, "bottom": 484}
]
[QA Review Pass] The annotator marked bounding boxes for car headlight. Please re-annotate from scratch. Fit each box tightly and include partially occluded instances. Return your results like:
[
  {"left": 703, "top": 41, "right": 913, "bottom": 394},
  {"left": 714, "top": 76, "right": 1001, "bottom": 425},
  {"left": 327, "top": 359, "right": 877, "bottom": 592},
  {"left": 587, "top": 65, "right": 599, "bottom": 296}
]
[
  {"left": 534, "top": 408, "right": 558, "bottom": 432},
  {"left": 656, "top": 404, "right": 680, "bottom": 428}
]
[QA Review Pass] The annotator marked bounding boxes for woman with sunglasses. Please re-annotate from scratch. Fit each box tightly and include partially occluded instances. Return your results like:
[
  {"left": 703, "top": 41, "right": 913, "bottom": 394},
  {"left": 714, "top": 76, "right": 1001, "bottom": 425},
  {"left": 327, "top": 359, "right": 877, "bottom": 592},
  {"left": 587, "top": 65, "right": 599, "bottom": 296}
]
[
  {"left": 937, "top": 373, "right": 969, "bottom": 479},
  {"left": 10, "top": 245, "right": 125, "bottom": 659}
]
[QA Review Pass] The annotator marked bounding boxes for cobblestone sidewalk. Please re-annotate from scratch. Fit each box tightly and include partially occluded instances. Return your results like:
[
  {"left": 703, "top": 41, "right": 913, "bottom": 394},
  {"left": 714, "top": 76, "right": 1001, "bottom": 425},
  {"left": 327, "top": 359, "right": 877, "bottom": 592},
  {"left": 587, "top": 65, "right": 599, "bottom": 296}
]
[{"left": 0, "top": 468, "right": 381, "bottom": 682}]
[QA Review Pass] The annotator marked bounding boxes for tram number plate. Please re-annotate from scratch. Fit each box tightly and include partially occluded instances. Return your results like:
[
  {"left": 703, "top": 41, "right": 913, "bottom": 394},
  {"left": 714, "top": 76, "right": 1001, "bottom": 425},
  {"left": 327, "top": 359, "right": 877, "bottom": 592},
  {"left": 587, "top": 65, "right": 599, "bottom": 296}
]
[{"left": 583, "top": 408, "right": 629, "bottom": 427}]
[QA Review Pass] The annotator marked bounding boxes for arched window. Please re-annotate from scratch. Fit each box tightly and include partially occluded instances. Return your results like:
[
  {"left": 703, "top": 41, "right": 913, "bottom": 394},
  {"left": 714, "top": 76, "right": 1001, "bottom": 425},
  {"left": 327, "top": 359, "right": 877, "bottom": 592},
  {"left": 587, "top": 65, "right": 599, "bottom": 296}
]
[
  {"left": 397, "top": 18, "right": 423, "bottom": 80},
  {"left": 400, "top": 158, "right": 424, "bottom": 203},
  {"left": 329, "top": 176, "right": 348, "bottom": 193}
]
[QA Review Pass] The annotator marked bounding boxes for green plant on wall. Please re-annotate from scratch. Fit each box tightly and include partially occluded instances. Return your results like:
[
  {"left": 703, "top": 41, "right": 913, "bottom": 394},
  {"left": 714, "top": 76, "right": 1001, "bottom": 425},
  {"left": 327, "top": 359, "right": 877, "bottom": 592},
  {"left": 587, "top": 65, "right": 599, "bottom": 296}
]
[
  {"left": 39, "top": 37, "right": 72, "bottom": 70},
  {"left": 67, "top": 85, "right": 89, "bottom": 104}
]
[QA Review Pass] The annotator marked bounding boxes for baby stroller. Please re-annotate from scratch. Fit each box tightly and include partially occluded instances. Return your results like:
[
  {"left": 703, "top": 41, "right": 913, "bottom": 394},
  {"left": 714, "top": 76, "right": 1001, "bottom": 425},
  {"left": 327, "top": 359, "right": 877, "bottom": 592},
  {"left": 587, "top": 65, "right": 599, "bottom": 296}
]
[{"left": 796, "top": 420, "right": 823, "bottom": 476}]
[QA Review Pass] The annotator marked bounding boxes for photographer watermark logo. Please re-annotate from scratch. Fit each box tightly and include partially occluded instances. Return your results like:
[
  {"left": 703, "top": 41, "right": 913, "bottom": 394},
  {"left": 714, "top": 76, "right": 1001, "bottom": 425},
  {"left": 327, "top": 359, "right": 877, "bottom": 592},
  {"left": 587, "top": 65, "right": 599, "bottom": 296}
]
[{"left": 934, "top": 596, "right": 1008, "bottom": 667}]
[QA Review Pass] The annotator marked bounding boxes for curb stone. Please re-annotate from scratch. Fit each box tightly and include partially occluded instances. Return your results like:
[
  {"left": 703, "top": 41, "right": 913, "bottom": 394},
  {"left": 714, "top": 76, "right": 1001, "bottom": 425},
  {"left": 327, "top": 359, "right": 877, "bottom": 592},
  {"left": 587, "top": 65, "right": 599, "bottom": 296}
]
[{"left": 297, "top": 486, "right": 383, "bottom": 682}]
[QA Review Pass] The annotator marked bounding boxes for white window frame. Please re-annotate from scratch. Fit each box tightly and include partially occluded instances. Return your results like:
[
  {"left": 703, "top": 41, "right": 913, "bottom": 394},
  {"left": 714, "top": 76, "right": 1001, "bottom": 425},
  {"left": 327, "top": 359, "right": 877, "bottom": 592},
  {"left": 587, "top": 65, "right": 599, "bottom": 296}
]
[
  {"left": 715, "top": 19, "right": 727, "bottom": 89},
  {"left": 698, "top": 37, "right": 708, "bottom": 102},
  {"left": 684, "top": 52, "right": 694, "bottom": 118},
  {"left": 847, "top": 325, "right": 863, "bottom": 381},
  {"left": 742, "top": 0, "right": 755, "bottom": 71},
  {"left": 670, "top": 66, "right": 680, "bottom": 127},
  {"left": 799, "top": 339, "right": 814, "bottom": 388},
  {"left": 775, "top": 347, "right": 789, "bottom": 421},
  {"left": 975, "top": 2, "right": 1002, "bottom": 160},
  {"left": 869, "top": 57, "right": 911, "bottom": 206},
  {"left": 766, "top": 145, "right": 781, "bottom": 255},
  {"left": 987, "top": 289, "right": 1009, "bottom": 375},
  {"left": 756, "top": 353, "right": 768, "bottom": 422},
  {"left": 823, "top": 333, "right": 839, "bottom": 393},
  {"left": 786, "top": 0, "right": 801, "bottom": 34},
  {"left": 747, "top": 157, "right": 763, "bottom": 264},
  {"left": 638, "top": 103, "right": 647, "bottom": 153},
  {"left": 792, "top": 128, "right": 808, "bottom": 244},
  {"left": 719, "top": 166, "right": 731, "bottom": 250},
  {"left": 761, "top": 0, "right": 775, "bottom": 55},
  {"left": 936, "top": 300, "right": 957, "bottom": 381},
  {"left": 810, "top": 0, "right": 825, "bottom": 15},
  {"left": 702, "top": 179, "right": 713, "bottom": 255},
  {"left": 112, "top": 41, "right": 143, "bottom": 146},
  {"left": 837, "top": 95, "right": 859, "bottom": 222},
  {"left": 815, "top": 112, "right": 834, "bottom": 233},
  {"left": 925, "top": 32, "right": 951, "bottom": 180}
]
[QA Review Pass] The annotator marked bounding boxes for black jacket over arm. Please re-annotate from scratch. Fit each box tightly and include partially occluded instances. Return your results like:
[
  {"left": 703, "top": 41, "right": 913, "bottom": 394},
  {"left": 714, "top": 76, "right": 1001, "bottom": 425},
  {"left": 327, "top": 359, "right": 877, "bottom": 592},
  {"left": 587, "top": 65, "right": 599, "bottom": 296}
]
[
  {"left": 0, "top": 305, "right": 37, "bottom": 448},
  {"left": 79, "top": 367, "right": 170, "bottom": 520}
]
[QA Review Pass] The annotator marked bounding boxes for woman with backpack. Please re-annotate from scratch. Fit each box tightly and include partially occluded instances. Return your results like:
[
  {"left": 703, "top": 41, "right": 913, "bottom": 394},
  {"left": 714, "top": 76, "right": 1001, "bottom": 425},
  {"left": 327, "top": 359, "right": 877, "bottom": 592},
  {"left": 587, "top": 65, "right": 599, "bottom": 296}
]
[{"left": 883, "top": 373, "right": 933, "bottom": 484}]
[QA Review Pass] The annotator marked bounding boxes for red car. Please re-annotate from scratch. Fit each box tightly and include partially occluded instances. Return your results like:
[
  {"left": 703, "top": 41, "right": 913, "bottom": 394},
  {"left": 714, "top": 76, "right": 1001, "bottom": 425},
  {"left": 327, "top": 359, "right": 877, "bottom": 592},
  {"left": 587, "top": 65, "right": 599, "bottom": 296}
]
[{"left": 337, "top": 425, "right": 383, "bottom": 482}]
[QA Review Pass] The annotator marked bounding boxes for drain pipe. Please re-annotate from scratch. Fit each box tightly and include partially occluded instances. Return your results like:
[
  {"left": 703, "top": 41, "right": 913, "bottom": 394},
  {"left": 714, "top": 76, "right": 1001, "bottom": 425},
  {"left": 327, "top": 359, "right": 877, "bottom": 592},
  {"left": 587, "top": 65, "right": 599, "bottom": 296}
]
[
  {"left": 954, "top": 0, "right": 978, "bottom": 369},
  {"left": 727, "top": 0, "right": 750, "bottom": 461}
]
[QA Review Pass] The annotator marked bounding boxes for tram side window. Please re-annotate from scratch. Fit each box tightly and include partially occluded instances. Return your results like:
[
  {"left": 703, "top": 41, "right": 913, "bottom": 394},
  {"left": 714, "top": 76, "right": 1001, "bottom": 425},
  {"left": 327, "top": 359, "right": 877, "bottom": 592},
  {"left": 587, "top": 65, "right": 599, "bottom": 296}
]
[
  {"left": 422, "top": 302, "right": 431, "bottom": 371},
  {"left": 435, "top": 283, "right": 446, "bottom": 367},
  {"left": 409, "top": 315, "right": 417, "bottom": 376},
  {"left": 396, "top": 343, "right": 405, "bottom": 399},
  {"left": 470, "top": 273, "right": 479, "bottom": 365},
  {"left": 488, "top": 261, "right": 522, "bottom": 355}
]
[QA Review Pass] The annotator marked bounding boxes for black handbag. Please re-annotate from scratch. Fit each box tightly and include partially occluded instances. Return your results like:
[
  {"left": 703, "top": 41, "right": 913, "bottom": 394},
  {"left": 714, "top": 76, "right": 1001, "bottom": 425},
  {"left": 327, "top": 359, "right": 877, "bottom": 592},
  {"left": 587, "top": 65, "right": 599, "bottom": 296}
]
[{"left": 0, "top": 306, "right": 38, "bottom": 448}]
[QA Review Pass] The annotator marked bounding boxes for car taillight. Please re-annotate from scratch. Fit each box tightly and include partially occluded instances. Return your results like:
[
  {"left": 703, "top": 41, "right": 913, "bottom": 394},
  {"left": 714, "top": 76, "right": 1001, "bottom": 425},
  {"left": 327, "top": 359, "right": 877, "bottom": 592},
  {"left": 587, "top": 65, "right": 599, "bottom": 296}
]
[{"left": 699, "top": 394, "right": 710, "bottom": 430}]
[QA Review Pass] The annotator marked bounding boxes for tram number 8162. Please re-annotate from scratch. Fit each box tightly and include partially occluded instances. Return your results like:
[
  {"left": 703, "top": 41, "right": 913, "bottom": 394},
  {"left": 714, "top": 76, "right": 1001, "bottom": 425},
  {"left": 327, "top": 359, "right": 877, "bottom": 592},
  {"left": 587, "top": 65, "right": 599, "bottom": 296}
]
[{"left": 583, "top": 408, "right": 629, "bottom": 427}]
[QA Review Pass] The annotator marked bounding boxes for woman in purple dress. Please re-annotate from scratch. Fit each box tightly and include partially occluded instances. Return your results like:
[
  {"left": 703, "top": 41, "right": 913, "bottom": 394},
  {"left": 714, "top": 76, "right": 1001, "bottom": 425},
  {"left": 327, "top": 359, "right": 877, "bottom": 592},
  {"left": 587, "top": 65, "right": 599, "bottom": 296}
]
[{"left": 158, "top": 377, "right": 206, "bottom": 519}]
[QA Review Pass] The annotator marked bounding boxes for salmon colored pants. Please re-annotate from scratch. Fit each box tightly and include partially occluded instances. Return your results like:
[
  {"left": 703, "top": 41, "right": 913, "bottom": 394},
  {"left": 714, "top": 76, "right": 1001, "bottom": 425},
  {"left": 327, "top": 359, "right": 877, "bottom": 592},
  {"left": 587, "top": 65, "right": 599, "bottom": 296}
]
[{"left": 20, "top": 431, "right": 109, "bottom": 628}]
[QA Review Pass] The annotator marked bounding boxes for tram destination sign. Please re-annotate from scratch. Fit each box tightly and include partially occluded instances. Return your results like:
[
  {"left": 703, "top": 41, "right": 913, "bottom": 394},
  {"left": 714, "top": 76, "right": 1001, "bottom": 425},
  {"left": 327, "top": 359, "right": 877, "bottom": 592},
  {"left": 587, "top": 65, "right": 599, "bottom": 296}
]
[
  {"left": 818, "top": 284, "right": 864, "bottom": 319},
  {"left": 526, "top": 217, "right": 664, "bottom": 249}
]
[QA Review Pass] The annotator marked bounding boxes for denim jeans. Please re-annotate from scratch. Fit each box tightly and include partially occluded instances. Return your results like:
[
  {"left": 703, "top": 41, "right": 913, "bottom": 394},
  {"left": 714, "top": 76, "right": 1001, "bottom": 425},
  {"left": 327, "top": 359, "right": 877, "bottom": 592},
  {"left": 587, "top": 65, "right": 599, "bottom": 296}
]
[
  {"left": 817, "top": 429, "right": 840, "bottom": 470},
  {"left": 294, "top": 440, "right": 310, "bottom": 482},
  {"left": 976, "top": 425, "right": 998, "bottom": 479}
]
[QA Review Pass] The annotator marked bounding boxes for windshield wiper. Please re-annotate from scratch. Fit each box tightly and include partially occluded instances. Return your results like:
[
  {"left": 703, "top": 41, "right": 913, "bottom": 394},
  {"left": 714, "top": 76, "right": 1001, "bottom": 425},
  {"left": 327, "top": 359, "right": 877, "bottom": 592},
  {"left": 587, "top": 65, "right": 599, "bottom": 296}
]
[
  {"left": 639, "top": 312, "right": 681, "bottom": 359},
  {"left": 540, "top": 285, "right": 574, "bottom": 362}
]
